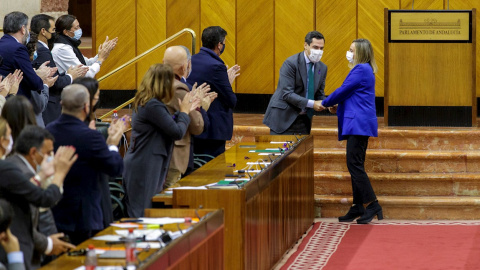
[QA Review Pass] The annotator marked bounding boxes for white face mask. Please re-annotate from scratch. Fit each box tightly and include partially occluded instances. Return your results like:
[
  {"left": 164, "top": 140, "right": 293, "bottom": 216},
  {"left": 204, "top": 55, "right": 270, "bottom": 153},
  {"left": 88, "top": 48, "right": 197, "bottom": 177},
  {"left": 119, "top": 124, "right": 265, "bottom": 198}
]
[
  {"left": 1, "top": 135, "right": 13, "bottom": 159},
  {"left": 346, "top": 51, "right": 354, "bottom": 63},
  {"left": 309, "top": 49, "right": 323, "bottom": 63}
]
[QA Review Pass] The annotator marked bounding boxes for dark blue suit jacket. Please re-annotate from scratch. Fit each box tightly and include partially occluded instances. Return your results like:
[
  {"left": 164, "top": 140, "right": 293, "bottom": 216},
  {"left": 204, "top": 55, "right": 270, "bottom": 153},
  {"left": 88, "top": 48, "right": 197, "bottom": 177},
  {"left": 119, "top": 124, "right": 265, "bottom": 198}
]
[
  {"left": 187, "top": 47, "right": 236, "bottom": 141},
  {"left": 46, "top": 114, "right": 124, "bottom": 231},
  {"left": 32, "top": 42, "right": 72, "bottom": 125},
  {"left": 0, "top": 34, "right": 43, "bottom": 98},
  {"left": 322, "top": 63, "right": 378, "bottom": 141}
]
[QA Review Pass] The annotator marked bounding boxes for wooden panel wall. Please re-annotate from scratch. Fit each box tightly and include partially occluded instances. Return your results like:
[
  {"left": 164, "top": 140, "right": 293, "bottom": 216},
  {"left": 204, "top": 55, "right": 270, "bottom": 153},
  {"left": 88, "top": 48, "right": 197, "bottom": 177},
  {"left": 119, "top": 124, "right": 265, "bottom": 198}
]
[
  {"left": 94, "top": 0, "right": 136, "bottom": 90},
  {"left": 358, "top": 0, "right": 399, "bottom": 97},
  {"left": 136, "top": 0, "right": 166, "bottom": 86},
  {"left": 316, "top": 0, "right": 357, "bottom": 95},
  {"left": 236, "top": 0, "right": 274, "bottom": 94},
  {"left": 95, "top": 0, "right": 479, "bottom": 98}
]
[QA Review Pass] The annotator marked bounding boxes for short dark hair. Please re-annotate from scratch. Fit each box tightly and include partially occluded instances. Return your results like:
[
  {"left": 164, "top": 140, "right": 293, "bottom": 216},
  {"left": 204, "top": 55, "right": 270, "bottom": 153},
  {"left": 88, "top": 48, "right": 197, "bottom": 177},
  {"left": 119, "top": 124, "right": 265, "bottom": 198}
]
[
  {"left": 14, "top": 125, "right": 55, "bottom": 155},
  {"left": 31, "top": 14, "right": 54, "bottom": 35},
  {"left": 201, "top": 26, "right": 227, "bottom": 50},
  {"left": 0, "top": 199, "right": 13, "bottom": 234},
  {"left": 55, "top": 14, "right": 76, "bottom": 35},
  {"left": 3, "top": 11, "right": 29, "bottom": 34},
  {"left": 305, "top": 31, "right": 325, "bottom": 45}
]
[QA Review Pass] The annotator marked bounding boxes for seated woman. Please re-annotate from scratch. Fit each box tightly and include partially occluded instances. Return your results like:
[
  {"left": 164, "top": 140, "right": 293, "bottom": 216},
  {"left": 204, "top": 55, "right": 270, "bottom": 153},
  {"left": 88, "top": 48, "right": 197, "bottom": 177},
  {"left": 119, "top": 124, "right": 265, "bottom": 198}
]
[
  {"left": 51, "top": 14, "right": 117, "bottom": 78},
  {"left": 123, "top": 64, "right": 199, "bottom": 218}
]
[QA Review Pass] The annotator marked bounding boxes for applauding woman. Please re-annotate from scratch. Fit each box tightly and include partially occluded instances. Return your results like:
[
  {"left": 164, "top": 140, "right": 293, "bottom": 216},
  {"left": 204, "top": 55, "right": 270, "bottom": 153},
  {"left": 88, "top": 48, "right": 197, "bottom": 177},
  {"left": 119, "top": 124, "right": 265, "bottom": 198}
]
[
  {"left": 321, "top": 39, "right": 381, "bottom": 224},
  {"left": 123, "top": 64, "right": 199, "bottom": 217}
]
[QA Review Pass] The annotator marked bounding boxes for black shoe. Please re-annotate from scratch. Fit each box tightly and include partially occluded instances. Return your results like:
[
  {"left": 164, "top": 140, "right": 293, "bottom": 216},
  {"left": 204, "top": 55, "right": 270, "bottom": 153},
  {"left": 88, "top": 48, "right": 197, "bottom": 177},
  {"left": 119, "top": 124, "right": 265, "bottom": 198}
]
[
  {"left": 357, "top": 200, "right": 383, "bottom": 224},
  {"left": 338, "top": 204, "right": 365, "bottom": 222}
]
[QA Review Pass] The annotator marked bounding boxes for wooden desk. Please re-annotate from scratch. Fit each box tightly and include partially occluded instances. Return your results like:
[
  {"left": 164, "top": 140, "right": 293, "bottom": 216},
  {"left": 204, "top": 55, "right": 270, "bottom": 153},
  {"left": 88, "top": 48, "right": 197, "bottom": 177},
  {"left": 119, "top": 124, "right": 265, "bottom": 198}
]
[
  {"left": 155, "top": 135, "right": 314, "bottom": 270},
  {"left": 40, "top": 209, "right": 224, "bottom": 270}
]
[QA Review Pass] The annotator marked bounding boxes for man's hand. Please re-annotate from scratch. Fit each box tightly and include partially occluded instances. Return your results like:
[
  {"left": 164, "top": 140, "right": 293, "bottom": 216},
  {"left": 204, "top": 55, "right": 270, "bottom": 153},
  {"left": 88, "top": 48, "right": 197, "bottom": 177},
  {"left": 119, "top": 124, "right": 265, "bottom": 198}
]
[
  {"left": 38, "top": 153, "right": 55, "bottom": 181},
  {"left": 67, "top": 65, "right": 89, "bottom": 80},
  {"left": 44, "top": 75, "right": 58, "bottom": 88},
  {"left": 52, "top": 146, "right": 78, "bottom": 187},
  {"left": 328, "top": 104, "right": 338, "bottom": 114},
  {"left": 0, "top": 76, "right": 8, "bottom": 97},
  {"left": 313, "top": 100, "right": 326, "bottom": 111},
  {"left": 35, "top": 61, "right": 52, "bottom": 81},
  {"left": 48, "top": 233, "right": 76, "bottom": 255},
  {"left": 202, "top": 92, "right": 218, "bottom": 111},
  {"left": 0, "top": 229, "right": 20, "bottom": 254},
  {"left": 8, "top": 70, "right": 23, "bottom": 96},
  {"left": 227, "top": 64, "right": 240, "bottom": 85}
]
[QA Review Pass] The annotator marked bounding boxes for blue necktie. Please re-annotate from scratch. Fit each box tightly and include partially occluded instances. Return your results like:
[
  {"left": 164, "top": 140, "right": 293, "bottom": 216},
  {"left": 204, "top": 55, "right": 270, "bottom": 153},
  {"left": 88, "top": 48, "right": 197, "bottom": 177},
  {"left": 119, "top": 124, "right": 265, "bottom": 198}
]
[{"left": 307, "top": 62, "right": 315, "bottom": 118}]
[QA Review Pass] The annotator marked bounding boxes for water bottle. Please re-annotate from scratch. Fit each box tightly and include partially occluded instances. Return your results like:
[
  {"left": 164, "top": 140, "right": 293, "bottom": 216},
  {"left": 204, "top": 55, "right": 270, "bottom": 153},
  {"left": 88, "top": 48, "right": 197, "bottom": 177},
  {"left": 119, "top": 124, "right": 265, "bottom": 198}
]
[
  {"left": 125, "top": 228, "right": 137, "bottom": 269},
  {"left": 112, "top": 110, "right": 118, "bottom": 122},
  {"left": 85, "top": 244, "right": 97, "bottom": 270}
]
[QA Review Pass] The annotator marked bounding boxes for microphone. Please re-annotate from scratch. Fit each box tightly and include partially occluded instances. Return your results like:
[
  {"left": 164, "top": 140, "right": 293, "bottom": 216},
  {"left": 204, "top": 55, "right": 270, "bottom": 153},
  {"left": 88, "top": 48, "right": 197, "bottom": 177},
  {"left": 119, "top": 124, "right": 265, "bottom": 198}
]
[{"left": 246, "top": 170, "right": 253, "bottom": 179}]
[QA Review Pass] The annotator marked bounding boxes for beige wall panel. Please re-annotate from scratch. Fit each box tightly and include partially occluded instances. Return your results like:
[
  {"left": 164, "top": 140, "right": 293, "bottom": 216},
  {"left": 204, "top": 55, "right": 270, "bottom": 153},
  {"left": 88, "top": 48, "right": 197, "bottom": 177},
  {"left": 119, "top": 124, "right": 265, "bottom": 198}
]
[
  {"left": 401, "top": 0, "right": 443, "bottom": 10},
  {"left": 166, "top": 0, "right": 201, "bottom": 56},
  {"left": 237, "top": 0, "right": 274, "bottom": 94},
  {"left": 96, "top": 0, "right": 136, "bottom": 90},
  {"left": 359, "top": 0, "right": 399, "bottom": 97},
  {"left": 201, "top": 0, "right": 236, "bottom": 91},
  {"left": 449, "top": 1, "right": 479, "bottom": 96},
  {"left": 388, "top": 43, "right": 472, "bottom": 106},
  {"left": 316, "top": 0, "right": 356, "bottom": 95},
  {"left": 136, "top": 0, "right": 167, "bottom": 85},
  {"left": 275, "top": 0, "right": 315, "bottom": 92}
]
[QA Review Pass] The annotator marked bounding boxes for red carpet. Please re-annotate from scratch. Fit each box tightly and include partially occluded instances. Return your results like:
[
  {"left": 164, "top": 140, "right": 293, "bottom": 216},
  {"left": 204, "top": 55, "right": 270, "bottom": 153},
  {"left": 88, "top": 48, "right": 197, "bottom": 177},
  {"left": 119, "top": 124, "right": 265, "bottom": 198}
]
[{"left": 281, "top": 221, "right": 480, "bottom": 270}]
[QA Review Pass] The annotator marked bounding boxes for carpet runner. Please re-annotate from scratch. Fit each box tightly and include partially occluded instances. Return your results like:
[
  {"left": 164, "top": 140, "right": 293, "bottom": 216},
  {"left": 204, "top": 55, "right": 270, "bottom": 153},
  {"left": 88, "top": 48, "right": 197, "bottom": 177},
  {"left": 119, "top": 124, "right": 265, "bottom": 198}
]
[{"left": 280, "top": 220, "right": 480, "bottom": 269}]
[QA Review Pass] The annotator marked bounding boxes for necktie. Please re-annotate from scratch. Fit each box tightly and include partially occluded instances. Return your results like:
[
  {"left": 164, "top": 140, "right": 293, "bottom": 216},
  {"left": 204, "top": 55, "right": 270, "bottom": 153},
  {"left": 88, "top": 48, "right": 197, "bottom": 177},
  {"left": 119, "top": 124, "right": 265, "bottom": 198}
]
[{"left": 307, "top": 62, "right": 315, "bottom": 118}]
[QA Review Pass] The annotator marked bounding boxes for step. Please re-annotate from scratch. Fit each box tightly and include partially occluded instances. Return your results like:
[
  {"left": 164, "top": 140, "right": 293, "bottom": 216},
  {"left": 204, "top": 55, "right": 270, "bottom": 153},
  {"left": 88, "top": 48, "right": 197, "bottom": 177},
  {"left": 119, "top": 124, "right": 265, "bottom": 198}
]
[
  {"left": 315, "top": 195, "right": 480, "bottom": 220},
  {"left": 314, "top": 149, "right": 480, "bottom": 173},
  {"left": 315, "top": 172, "right": 480, "bottom": 196}
]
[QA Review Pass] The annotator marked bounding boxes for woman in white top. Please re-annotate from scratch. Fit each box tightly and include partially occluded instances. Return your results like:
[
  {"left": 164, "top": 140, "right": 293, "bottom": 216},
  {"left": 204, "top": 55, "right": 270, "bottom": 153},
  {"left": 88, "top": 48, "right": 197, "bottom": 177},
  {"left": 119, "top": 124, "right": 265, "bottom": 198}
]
[{"left": 51, "top": 15, "right": 117, "bottom": 78}]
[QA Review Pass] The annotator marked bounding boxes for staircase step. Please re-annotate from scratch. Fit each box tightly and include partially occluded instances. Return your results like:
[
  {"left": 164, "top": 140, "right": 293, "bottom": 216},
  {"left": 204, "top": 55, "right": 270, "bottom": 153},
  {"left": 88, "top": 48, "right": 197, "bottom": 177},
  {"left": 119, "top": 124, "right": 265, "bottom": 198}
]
[
  {"left": 314, "top": 149, "right": 480, "bottom": 173},
  {"left": 316, "top": 172, "right": 480, "bottom": 196},
  {"left": 315, "top": 195, "right": 480, "bottom": 220}
]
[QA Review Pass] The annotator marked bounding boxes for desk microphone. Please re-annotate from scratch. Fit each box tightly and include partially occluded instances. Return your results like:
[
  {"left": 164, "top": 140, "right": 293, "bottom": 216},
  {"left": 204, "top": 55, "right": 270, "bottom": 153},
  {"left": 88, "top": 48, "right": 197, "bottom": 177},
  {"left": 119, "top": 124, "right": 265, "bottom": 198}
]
[{"left": 246, "top": 170, "right": 253, "bottom": 179}]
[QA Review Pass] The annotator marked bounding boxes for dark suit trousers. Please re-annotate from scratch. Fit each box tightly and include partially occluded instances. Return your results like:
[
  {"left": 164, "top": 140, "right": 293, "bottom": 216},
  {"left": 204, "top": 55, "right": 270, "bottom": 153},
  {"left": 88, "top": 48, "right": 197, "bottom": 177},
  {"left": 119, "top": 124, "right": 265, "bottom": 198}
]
[
  {"left": 193, "top": 138, "right": 226, "bottom": 162},
  {"left": 270, "top": 114, "right": 311, "bottom": 135},
  {"left": 346, "top": 135, "right": 376, "bottom": 205}
]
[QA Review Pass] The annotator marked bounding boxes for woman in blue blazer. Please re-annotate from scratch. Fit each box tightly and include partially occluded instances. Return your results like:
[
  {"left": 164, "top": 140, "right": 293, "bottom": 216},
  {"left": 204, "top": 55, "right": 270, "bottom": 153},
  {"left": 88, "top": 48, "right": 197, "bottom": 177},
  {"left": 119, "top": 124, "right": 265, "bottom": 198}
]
[
  {"left": 321, "top": 39, "right": 381, "bottom": 224},
  {"left": 123, "top": 64, "right": 199, "bottom": 217}
]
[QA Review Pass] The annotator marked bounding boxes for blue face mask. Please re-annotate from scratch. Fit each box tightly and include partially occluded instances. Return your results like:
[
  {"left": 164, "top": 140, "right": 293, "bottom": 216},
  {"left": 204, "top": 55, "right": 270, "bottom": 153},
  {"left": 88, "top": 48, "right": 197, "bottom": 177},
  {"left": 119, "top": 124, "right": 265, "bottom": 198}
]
[
  {"left": 33, "top": 51, "right": 38, "bottom": 61},
  {"left": 73, "top": 28, "right": 82, "bottom": 40},
  {"left": 25, "top": 30, "right": 30, "bottom": 45},
  {"left": 220, "top": 43, "right": 225, "bottom": 55}
]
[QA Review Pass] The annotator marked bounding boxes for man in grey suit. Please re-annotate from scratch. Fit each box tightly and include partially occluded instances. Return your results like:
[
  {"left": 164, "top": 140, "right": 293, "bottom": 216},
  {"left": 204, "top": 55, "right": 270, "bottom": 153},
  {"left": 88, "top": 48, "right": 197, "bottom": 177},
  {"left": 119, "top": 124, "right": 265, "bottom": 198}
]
[{"left": 263, "top": 31, "right": 328, "bottom": 134}]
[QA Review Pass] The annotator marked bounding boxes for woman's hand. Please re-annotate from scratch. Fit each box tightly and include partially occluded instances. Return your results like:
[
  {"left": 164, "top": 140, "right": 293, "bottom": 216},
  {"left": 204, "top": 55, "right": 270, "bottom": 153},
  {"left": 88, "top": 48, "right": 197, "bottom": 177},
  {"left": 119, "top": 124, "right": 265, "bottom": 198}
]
[{"left": 179, "top": 91, "right": 200, "bottom": 114}]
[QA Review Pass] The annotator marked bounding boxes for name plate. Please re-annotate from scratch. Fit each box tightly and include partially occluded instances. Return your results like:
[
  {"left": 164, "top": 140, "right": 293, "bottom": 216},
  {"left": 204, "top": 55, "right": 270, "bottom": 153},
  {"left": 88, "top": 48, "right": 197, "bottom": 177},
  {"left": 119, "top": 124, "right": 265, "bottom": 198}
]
[{"left": 389, "top": 10, "right": 472, "bottom": 42}]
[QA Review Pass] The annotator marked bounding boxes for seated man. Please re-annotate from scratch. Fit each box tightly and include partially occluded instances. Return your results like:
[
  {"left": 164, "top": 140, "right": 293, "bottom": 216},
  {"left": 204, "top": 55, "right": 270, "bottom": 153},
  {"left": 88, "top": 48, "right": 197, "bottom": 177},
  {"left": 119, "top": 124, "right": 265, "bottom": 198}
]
[
  {"left": 46, "top": 84, "right": 126, "bottom": 245},
  {"left": 0, "top": 199, "right": 25, "bottom": 270},
  {"left": 7, "top": 126, "right": 75, "bottom": 268}
]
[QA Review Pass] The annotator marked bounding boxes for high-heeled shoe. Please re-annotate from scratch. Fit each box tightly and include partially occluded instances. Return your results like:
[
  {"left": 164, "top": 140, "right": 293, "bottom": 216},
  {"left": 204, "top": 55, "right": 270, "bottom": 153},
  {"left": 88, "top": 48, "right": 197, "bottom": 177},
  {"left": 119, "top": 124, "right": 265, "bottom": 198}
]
[
  {"left": 338, "top": 204, "right": 365, "bottom": 222},
  {"left": 357, "top": 200, "right": 383, "bottom": 224}
]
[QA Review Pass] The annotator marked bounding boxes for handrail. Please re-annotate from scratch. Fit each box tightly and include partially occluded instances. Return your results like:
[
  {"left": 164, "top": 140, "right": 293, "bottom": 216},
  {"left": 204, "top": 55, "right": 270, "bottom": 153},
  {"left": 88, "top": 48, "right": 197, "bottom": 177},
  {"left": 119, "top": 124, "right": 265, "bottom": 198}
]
[{"left": 98, "top": 28, "right": 196, "bottom": 120}]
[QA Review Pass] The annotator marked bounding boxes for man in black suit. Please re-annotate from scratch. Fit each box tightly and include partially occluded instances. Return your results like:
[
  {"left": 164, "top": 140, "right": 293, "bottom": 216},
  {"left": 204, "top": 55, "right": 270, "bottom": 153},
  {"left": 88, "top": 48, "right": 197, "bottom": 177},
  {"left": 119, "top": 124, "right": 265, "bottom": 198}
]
[
  {"left": 0, "top": 116, "right": 77, "bottom": 270},
  {"left": 7, "top": 126, "right": 75, "bottom": 268},
  {"left": 46, "top": 84, "right": 126, "bottom": 245},
  {"left": 30, "top": 14, "right": 88, "bottom": 125}
]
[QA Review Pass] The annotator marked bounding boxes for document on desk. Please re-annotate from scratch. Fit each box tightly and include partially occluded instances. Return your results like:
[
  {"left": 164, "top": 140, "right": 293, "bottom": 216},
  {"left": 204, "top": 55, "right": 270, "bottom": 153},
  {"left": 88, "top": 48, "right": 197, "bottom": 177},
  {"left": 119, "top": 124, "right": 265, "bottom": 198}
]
[
  {"left": 75, "top": 267, "right": 124, "bottom": 270},
  {"left": 92, "top": 235, "right": 122, "bottom": 241},
  {"left": 115, "top": 229, "right": 163, "bottom": 241},
  {"left": 139, "top": 217, "right": 186, "bottom": 225}
]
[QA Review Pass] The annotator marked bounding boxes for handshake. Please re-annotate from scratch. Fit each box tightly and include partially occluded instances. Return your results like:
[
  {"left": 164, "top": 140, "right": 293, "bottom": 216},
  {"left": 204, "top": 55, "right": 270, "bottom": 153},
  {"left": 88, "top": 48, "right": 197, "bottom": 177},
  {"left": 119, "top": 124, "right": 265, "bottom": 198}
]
[{"left": 313, "top": 100, "right": 337, "bottom": 114}]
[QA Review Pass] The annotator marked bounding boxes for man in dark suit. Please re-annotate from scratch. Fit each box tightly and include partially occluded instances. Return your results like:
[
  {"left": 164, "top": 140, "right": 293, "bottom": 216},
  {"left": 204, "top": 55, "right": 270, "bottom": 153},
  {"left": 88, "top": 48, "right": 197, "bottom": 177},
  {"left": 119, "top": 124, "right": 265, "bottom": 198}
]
[
  {"left": 46, "top": 84, "right": 126, "bottom": 245},
  {"left": 0, "top": 199, "right": 25, "bottom": 270},
  {"left": 30, "top": 14, "right": 88, "bottom": 126},
  {"left": 0, "top": 12, "right": 45, "bottom": 100},
  {"left": 263, "top": 31, "right": 328, "bottom": 135},
  {"left": 187, "top": 26, "right": 240, "bottom": 160},
  {"left": 7, "top": 126, "right": 75, "bottom": 268}
]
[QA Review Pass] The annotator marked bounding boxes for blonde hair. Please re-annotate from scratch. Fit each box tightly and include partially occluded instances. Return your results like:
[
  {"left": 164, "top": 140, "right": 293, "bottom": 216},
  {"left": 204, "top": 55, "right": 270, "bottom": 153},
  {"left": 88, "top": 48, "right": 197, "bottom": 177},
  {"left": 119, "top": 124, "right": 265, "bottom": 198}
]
[
  {"left": 133, "top": 64, "right": 175, "bottom": 112},
  {"left": 0, "top": 117, "right": 7, "bottom": 139},
  {"left": 349, "top": 39, "right": 378, "bottom": 73}
]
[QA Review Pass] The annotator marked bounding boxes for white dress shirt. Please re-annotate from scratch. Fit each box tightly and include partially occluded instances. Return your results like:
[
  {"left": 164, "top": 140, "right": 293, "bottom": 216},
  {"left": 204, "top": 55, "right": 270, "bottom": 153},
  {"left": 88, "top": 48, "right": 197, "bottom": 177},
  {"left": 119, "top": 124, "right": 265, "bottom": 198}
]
[{"left": 51, "top": 43, "right": 100, "bottom": 78}]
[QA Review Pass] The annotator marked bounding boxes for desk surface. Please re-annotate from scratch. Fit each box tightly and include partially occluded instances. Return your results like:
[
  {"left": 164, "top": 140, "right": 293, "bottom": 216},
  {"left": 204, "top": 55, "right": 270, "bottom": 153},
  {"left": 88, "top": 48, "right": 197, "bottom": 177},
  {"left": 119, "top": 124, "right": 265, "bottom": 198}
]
[{"left": 40, "top": 209, "right": 224, "bottom": 270}]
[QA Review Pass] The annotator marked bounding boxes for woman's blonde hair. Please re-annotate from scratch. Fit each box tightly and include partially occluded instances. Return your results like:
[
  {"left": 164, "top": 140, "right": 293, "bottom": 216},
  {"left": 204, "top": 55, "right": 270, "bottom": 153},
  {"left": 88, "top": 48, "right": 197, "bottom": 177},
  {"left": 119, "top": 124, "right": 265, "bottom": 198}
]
[
  {"left": 133, "top": 63, "right": 175, "bottom": 112},
  {"left": 349, "top": 38, "right": 378, "bottom": 73}
]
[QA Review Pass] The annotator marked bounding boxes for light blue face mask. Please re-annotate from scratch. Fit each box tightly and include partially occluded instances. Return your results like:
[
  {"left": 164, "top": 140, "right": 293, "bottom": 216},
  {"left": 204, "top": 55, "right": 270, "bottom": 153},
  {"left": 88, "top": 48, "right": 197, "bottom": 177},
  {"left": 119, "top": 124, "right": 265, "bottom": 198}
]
[
  {"left": 25, "top": 30, "right": 30, "bottom": 45},
  {"left": 33, "top": 51, "right": 38, "bottom": 61},
  {"left": 73, "top": 28, "right": 82, "bottom": 40}
]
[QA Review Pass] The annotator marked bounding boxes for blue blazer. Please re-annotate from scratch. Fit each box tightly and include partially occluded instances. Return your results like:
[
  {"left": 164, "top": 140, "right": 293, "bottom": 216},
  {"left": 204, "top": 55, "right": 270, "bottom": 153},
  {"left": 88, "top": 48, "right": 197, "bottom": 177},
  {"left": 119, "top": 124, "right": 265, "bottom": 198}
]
[
  {"left": 0, "top": 34, "right": 43, "bottom": 98},
  {"left": 46, "top": 114, "right": 124, "bottom": 231},
  {"left": 32, "top": 42, "right": 72, "bottom": 125},
  {"left": 187, "top": 47, "right": 236, "bottom": 141},
  {"left": 322, "top": 63, "right": 378, "bottom": 141}
]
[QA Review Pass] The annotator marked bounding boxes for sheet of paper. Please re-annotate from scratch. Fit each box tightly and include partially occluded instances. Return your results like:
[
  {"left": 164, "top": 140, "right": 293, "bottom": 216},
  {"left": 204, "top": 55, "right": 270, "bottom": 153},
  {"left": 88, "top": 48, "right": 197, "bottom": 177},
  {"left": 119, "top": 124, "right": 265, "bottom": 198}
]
[
  {"left": 139, "top": 217, "right": 186, "bottom": 225},
  {"left": 136, "top": 242, "right": 162, "bottom": 249},
  {"left": 92, "top": 235, "right": 122, "bottom": 241},
  {"left": 171, "top": 186, "right": 207, "bottom": 190},
  {"left": 75, "top": 266, "right": 124, "bottom": 270},
  {"left": 110, "top": 223, "right": 139, "bottom": 229},
  {"left": 115, "top": 229, "right": 163, "bottom": 241}
]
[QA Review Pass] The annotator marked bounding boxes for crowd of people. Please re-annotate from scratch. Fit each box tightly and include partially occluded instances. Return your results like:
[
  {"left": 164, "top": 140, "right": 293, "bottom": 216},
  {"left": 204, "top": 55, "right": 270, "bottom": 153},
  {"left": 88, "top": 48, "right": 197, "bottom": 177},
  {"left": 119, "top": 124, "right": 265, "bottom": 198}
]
[{"left": 0, "top": 8, "right": 380, "bottom": 270}]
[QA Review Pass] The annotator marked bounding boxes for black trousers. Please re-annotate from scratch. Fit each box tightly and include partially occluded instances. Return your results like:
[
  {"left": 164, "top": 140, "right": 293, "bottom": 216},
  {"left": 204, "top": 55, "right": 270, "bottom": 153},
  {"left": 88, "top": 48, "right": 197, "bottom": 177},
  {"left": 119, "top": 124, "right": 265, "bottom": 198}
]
[
  {"left": 346, "top": 135, "right": 376, "bottom": 205},
  {"left": 193, "top": 138, "right": 226, "bottom": 162},
  {"left": 270, "top": 114, "right": 312, "bottom": 135}
]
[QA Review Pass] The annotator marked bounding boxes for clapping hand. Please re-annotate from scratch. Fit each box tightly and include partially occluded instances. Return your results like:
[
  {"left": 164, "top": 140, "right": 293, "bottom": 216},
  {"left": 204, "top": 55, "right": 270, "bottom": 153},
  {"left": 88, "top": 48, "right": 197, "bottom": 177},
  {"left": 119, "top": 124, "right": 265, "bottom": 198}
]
[
  {"left": 328, "top": 104, "right": 338, "bottom": 114},
  {"left": 179, "top": 91, "right": 200, "bottom": 114},
  {"left": 226, "top": 64, "right": 240, "bottom": 85}
]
